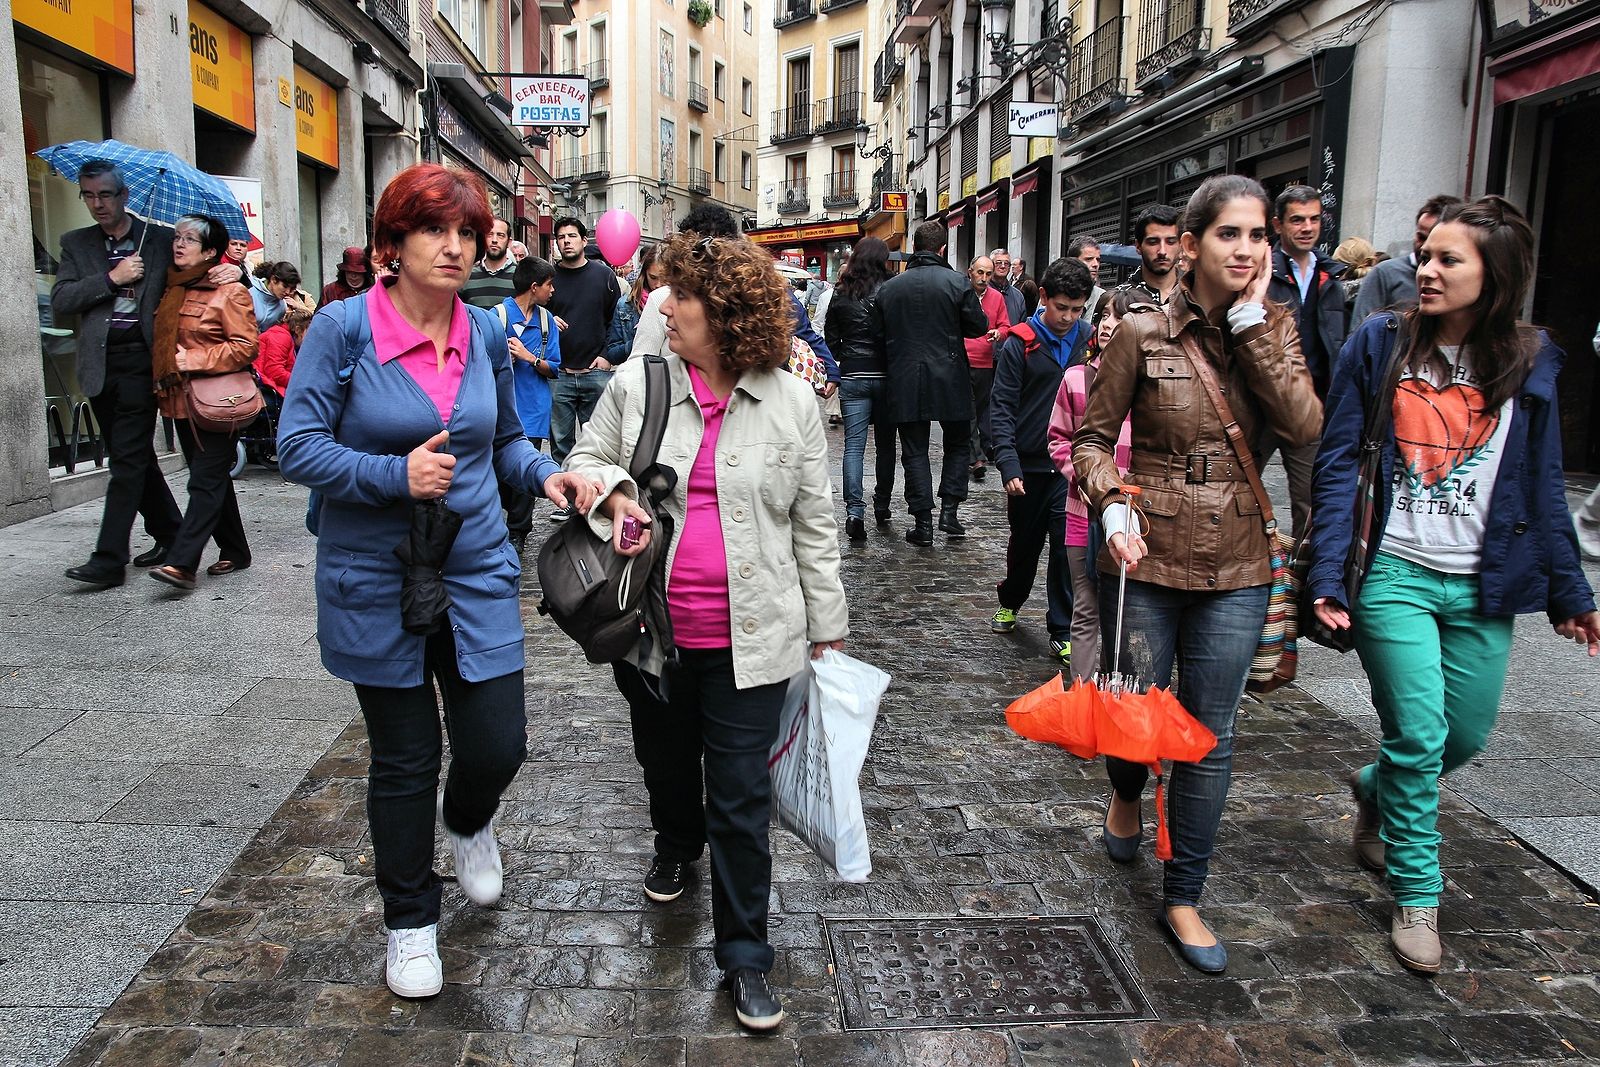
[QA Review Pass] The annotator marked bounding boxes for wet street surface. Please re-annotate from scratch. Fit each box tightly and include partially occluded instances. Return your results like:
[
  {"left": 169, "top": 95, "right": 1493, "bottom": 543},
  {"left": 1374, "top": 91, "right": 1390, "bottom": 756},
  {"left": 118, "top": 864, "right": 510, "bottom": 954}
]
[{"left": 7, "top": 449, "right": 1600, "bottom": 1066}]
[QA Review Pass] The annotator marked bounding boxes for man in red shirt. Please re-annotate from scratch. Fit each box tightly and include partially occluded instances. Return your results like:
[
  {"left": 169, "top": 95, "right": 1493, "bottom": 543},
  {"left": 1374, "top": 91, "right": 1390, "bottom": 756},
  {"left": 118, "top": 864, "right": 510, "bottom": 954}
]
[{"left": 963, "top": 255, "right": 1011, "bottom": 481}]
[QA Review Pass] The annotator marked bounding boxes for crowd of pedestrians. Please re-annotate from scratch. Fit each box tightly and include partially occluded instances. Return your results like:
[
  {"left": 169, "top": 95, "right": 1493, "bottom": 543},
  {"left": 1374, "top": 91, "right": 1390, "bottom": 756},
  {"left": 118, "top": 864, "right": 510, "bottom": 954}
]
[{"left": 49, "top": 149, "right": 1600, "bottom": 1032}]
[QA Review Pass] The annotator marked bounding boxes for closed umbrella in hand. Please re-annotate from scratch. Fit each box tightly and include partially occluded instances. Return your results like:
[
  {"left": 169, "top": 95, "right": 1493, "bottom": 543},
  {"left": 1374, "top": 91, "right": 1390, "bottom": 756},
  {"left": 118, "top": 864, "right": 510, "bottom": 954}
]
[{"left": 394, "top": 499, "right": 464, "bottom": 636}]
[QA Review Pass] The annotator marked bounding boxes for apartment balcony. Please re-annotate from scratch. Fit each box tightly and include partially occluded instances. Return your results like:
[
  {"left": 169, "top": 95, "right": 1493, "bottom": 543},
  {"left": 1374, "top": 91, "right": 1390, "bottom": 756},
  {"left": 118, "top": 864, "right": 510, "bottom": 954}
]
[
  {"left": 1227, "top": 0, "right": 1312, "bottom": 43},
  {"left": 687, "top": 167, "right": 712, "bottom": 195},
  {"left": 689, "top": 81, "right": 710, "bottom": 112},
  {"left": 892, "top": 0, "right": 933, "bottom": 44},
  {"left": 821, "top": 0, "right": 865, "bottom": 10},
  {"left": 822, "top": 171, "right": 859, "bottom": 208},
  {"left": 1068, "top": 16, "right": 1129, "bottom": 124},
  {"left": 363, "top": 0, "right": 410, "bottom": 46},
  {"left": 777, "top": 178, "right": 810, "bottom": 214},
  {"left": 774, "top": 0, "right": 816, "bottom": 28},
  {"left": 873, "top": 45, "right": 905, "bottom": 101},
  {"left": 770, "top": 103, "right": 813, "bottom": 144},
  {"left": 1135, "top": 0, "right": 1209, "bottom": 90},
  {"left": 585, "top": 59, "right": 610, "bottom": 88},
  {"left": 813, "top": 92, "right": 862, "bottom": 135},
  {"left": 555, "top": 152, "right": 611, "bottom": 182}
]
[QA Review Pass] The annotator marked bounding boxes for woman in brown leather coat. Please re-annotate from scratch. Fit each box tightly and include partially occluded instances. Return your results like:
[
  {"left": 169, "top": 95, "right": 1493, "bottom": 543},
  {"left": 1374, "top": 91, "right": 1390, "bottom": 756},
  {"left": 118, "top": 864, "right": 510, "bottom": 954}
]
[
  {"left": 1073, "top": 174, "right": 1321, "bottom": 974},
  {"left": 148, "top": 213, "right": 259, "bottom": 592}
]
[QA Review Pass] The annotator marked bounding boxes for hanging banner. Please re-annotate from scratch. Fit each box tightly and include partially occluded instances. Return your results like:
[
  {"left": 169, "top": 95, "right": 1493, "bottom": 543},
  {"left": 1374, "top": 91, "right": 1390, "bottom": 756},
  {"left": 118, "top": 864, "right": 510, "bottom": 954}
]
[
  {"left": 294, "top": 65, "right": 340, "bottom": 169},
  {"left": 189, "top": 2, "right": 256, "bottom": 133},
  {"left": 508, "top": 75, "right": 591, "bottom": 127},
  {"left": 14, "top": 0, "right": 135, "bottom": 75}
]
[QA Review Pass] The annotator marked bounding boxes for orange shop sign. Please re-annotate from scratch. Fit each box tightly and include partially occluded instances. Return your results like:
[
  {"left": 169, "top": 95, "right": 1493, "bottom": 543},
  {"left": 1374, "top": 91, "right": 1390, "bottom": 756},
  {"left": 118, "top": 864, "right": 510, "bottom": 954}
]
[
  {"left": 748, "top": 221, "right": 861, "bottom": 245},
  {"left": 189, "top": 1, "right": 255, "bottom": 133},
  {"left": 294, "top": 64, "right": 339, "bottom": 169},
  {"left": 14, "top": 0, "right": 135, "bottom": 76},
  {"left": 879, "top": 191, "right": 908, "bottom": 212}
]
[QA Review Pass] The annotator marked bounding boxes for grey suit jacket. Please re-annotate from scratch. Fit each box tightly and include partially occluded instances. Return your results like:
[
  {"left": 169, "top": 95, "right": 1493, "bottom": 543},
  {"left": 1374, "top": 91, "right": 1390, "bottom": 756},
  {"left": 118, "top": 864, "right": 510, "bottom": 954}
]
[{"left": 50, "top": 219, "right": 175, "bottom": 397}]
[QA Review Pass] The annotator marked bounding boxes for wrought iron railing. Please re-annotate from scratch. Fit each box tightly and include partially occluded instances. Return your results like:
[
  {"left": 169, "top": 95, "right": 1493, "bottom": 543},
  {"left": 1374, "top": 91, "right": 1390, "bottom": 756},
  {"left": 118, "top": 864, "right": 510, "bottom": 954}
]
[
  {"left": 869, "top": 153, "right": 900, "bottom": 199},
  {"left": 777, "top": 178, "right": 810, "bottom": 214},
  {"left": 773, "top": 0, "right": 815, "bottom": 28},
  {"left": 770, "top": 103, "right": 813, "bottom": 143},
  {"left": 556, "top": 152, "right": 611, "bottom": 180},
  {"left": 688, "top": 167, "right": 712, "bottom": 194},
  {"left": 1136, "top": 0, "right": 1208, "bottom": 87},
  {"left": 364, "top": 0, "right": 410, "bottom": 46},
  {"left": 689, "top": 81, "right": 709, "bottom": 111},
  {"left": 1227, "top": 0, "right": 1309, "bottom": 39},
  {"left": 873, "top": 46, "right": 904, "bottom": 101},
  {"left": 814, "top": 92, "right": 862, "bottom": 134},
  {"left": 1068, "top": 17, "right": 1128, "bottom": 116},
  {"left": 823, "top": 171, "right": 859, "bottom": 207},
  {"left": 586, "top": 59, "right": 610, "bottom": 87}
]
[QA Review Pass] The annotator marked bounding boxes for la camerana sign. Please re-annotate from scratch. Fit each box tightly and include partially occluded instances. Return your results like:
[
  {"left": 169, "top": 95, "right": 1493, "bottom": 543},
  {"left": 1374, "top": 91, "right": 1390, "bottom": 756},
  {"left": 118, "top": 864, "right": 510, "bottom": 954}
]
[
  {"left": 1008, "top": 101, "right": 1059, "bottom": 139},
  {"left": 509, "top": 75, "right": 591, "bottom": 128}
]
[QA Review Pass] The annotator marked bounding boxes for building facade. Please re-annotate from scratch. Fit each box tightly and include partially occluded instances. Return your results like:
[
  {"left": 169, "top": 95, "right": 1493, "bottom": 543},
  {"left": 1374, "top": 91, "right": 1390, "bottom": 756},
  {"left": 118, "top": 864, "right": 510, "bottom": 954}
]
[{"left": 547, "top": 0, "right": 760, "bottom": 252}]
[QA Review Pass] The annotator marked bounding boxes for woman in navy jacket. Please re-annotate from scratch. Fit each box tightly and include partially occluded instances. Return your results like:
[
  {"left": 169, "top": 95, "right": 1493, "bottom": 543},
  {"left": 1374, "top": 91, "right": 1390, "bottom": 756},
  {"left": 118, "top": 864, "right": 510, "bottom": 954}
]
[
  {"left": 278, "top": 164, "right": 597, "bottom": 1001},
  {"left": 1308, "top": 196, "right": 1597, "bottom": 976}
]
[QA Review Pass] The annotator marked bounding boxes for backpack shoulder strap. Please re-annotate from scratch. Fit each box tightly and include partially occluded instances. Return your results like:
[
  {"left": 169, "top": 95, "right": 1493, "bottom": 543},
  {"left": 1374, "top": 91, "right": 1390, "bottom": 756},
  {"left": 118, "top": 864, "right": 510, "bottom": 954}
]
[
  {"left": 495, "top": 302, "right": 509, "bottom": 329},
  {"left": 1007, "top": 321, "right": 1038, "bottom": 351},
  {"left": 466, "top": 304, "right": 512, "bottom": 376},
  {"left": 337, "top": 296, "right": 370, "bottom": 387}
]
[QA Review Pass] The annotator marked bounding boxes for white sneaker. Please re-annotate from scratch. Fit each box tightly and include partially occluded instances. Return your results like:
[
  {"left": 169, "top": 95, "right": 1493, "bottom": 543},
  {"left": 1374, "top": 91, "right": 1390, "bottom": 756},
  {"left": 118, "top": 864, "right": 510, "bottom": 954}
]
[
  {"left": 386, "top": 925, "right": 443, "bottom": 998},
  {"left": 1577, "top": 518, "right": 1600, "bottom": 561},
  {"left": 447, "top": 816, "right": 504, "bottom": 906}
]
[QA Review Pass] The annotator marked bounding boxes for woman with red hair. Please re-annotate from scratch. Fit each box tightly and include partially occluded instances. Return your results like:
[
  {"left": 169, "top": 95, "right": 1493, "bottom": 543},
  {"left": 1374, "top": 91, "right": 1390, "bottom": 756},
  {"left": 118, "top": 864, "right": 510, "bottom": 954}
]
[{"left": 278, "top": 164, "right": 600, "bottom": 999}]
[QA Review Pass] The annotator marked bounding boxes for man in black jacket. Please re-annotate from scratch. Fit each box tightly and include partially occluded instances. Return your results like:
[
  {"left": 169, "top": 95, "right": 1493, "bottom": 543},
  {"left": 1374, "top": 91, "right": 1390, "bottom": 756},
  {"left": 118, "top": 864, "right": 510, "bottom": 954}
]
[
  {"left": 871, "top": 221, "right": 988, "bottom": 546},
  {"left": 548, "top": 216, "right": 621, "bottom": 491},
  {"left": 1262, "top": 185, "right": 1346, "bottom": 540},
  {"left": 52, "top": 159, "right": 184, "bottom": 587},
  {"left": 989, "top": 258, "right": 1091, "bottom": 665}
]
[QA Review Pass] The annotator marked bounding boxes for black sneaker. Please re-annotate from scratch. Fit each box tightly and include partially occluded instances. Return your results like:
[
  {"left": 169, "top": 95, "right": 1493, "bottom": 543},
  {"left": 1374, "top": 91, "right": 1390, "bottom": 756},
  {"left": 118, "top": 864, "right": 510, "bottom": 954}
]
[
  {"left": 643, "top": 857, "right": 691, "bottom": 902},
  {"left": 548, "top": 507, "right": 570, "bottom": 523},
  {"left": 726, "top": 968, "right": 784, "bottom": 1031}
]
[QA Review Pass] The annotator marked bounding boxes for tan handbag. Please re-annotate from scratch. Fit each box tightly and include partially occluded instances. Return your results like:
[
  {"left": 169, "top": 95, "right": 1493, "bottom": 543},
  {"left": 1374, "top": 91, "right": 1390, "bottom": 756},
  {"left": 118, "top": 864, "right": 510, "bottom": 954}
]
[{"left": 184, "top": 370, "right": 265, "bottom": 435}]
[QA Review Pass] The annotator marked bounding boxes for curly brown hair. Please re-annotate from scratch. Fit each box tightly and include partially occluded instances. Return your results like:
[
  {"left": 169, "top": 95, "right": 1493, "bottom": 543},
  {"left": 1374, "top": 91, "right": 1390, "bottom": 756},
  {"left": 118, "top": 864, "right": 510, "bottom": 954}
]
[{"left": 655, "top": 234, "right": 792, "bottom": 374}]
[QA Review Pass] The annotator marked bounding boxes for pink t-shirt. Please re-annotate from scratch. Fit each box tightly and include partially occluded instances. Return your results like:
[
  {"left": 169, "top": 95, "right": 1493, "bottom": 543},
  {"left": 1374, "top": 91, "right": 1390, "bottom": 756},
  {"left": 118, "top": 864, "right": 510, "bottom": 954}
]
[
  {"left": 667, "top": 365, "right": 733, "bottom": 648},
  {"left": 367, "top": 280, "right": 470, "bottom": 426}
]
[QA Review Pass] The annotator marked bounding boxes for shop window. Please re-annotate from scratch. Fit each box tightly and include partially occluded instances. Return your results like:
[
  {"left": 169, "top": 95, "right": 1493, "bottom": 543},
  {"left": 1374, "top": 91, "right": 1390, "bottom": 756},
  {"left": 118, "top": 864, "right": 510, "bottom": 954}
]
[{"left": 21, "top": 41, "right": 107, "bottom": 426}]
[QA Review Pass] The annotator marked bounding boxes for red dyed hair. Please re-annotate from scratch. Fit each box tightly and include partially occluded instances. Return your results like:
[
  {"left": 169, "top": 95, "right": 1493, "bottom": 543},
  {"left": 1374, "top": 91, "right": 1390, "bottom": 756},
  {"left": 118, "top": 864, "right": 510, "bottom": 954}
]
[{"left": 370, "top": 163, "right": 493, "bottom": 266}]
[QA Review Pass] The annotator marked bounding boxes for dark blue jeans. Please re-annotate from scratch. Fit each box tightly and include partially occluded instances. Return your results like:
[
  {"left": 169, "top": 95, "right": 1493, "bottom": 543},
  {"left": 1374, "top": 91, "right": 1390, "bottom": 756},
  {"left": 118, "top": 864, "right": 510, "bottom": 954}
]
[
  {"left": 839, "top": 377, "right": 896, "bottom": 520},
  {"left": 1100, "top": 576, "right": 1268, "bottom": 908},
  {"left": 352, "top": 629, "right": 527, "bottom": 929},
  {"left": 550, "top": 369, "right": 613, "bottom": 465}
]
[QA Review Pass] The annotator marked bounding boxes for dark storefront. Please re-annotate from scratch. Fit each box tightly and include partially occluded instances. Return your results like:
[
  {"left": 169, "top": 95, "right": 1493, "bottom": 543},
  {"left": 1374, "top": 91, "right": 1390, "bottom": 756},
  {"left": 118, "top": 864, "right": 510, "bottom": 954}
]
[{"left": 1058, "top": 50, "right": 1354, "bottom": 275}]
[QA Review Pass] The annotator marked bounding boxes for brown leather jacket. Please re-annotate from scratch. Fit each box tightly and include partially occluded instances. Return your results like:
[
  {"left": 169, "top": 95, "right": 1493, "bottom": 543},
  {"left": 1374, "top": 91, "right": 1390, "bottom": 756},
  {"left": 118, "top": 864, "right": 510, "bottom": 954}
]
[
  {"left": 160, "top": 280, "right": 259, "bottom": 419},
  {"left": 1073, "top": 285, "right": 1321, "bottom": 591}
]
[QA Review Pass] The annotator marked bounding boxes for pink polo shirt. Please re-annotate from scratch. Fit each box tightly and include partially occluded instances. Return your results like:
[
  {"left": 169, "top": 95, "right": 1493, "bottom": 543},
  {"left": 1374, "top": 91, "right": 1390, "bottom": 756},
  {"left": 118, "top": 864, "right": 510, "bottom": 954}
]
[
  {"left": 367, "top": 280, "right": 470, "bottom": 425},
  {"left": 667, "top": 365, "right": 733, "bottom": 648}
]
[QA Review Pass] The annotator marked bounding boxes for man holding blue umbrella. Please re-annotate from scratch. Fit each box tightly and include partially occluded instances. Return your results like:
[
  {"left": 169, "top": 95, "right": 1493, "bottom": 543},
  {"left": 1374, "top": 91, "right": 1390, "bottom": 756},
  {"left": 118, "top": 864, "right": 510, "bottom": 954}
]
[{"left": 52, "top": 159, "right": 183, "bottom": 586}]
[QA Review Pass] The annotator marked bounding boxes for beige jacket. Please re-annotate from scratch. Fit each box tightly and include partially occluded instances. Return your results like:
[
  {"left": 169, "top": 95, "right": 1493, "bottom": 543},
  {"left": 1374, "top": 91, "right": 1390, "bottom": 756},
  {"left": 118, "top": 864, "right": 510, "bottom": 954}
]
[{"left": 564, "top": 355, "right": 849, "bottom": 688}]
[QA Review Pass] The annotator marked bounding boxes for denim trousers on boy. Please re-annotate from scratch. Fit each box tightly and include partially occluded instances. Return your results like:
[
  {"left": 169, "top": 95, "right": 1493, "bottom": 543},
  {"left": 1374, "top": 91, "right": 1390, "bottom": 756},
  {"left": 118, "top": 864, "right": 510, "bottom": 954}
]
[
  {"left": 550, "top": 369, "right": 613, "bottom": 464},
  {"left": 1101, "top": 576, "right": 1268, "bottom": 907},
  {"left": 839, "top": 377, "right": 896, "bottom": 520},
  {"left": 1353, "top": 552, "right": 1513, "bottom": 906},
  {"left": 352, "top": 629, "right": 527, "bottom": 930}
]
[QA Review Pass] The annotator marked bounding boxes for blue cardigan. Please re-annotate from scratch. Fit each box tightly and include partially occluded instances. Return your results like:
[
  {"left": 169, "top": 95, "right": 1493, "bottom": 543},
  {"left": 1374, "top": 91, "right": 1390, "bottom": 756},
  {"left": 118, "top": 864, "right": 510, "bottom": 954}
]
[
  {"left": 1308, "top": 313, "right": 1594, "bottom": 623},
  {"left": 278, "top": 292, "right": 560, "bottom": 687}
]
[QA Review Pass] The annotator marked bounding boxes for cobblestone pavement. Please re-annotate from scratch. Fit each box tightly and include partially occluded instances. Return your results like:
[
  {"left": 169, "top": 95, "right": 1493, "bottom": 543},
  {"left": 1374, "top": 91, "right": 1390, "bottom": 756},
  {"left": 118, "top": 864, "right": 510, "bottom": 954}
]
[{"left": 49, "top": 447, "right": 1600, "bottom": 1067}]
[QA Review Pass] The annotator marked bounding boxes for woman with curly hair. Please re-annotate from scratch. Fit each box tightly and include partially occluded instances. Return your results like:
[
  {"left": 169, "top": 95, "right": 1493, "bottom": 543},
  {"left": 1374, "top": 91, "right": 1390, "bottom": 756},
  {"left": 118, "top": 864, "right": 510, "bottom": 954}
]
[{"left": 564, "top": 233, "right": 849, "bottom": 1032}]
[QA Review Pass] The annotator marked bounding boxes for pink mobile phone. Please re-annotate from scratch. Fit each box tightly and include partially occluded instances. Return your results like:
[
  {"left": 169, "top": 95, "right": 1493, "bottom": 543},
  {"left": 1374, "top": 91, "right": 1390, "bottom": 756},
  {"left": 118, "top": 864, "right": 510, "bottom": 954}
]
[{"left": 620, "top": 516, "right": 643, "bottom": 549}]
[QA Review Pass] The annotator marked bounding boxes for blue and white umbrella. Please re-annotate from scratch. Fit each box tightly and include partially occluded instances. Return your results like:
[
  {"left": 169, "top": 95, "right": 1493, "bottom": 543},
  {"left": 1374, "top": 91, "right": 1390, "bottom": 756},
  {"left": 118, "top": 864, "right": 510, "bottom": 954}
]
[{"left": 35, "top": 139, "right": 250, "bottom": 243}]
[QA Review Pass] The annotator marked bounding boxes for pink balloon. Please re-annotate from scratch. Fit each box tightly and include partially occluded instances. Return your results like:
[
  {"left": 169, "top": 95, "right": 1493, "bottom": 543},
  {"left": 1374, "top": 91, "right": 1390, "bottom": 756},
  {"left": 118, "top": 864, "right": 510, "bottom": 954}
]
[{"left": 594, "top": 209, "right": 642, "bottom": 267}]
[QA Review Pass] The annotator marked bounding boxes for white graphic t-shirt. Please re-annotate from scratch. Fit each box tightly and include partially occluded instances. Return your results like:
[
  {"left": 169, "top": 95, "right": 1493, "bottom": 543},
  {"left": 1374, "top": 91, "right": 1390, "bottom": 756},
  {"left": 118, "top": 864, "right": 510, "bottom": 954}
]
[{"left": 1379, "top": 345, "right": 1513, "bottom": 574}]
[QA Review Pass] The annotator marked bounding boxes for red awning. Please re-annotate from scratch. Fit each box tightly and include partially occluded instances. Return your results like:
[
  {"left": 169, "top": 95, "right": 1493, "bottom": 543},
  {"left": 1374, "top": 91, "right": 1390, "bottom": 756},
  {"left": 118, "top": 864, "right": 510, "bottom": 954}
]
[
  {"left": 976, "top": 191, "right": 1000, "bottom": 215},
  {"left": 1011, "top": 172, "right": 1040, "bottom": 198},
  {"left": 948, "top": 210, "right": 966, "bottom": 230},
  {"left": 1494, "top": 35, "right": 1600, "bottom": 104}
]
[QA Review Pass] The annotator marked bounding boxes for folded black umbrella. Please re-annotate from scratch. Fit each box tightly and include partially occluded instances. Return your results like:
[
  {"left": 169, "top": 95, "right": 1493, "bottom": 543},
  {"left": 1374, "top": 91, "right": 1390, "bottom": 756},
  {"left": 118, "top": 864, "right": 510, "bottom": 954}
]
[{"left": 394, "top": 499, "right": 464, "bottom": 636}]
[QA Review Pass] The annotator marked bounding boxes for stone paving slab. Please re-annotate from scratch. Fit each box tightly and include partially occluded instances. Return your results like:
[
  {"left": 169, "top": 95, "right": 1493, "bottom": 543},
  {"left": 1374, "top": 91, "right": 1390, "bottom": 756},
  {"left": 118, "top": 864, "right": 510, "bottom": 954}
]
[{"left": 57, "top": 456, "right": 1600, "bottom": 1067}]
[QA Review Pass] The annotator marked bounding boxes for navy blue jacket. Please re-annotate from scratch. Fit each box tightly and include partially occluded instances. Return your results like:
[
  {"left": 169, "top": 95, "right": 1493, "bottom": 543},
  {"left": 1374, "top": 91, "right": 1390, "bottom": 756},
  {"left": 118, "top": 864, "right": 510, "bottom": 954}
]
[
  {"left": 1308, "top": 313, "right": 1594, "bottom": 623},
  {"left": 990, "top": 314, "right": 1090, "bottom": 481},
  {"left": 1267, "top": 246, "right": 1346, "bottom": 389}
]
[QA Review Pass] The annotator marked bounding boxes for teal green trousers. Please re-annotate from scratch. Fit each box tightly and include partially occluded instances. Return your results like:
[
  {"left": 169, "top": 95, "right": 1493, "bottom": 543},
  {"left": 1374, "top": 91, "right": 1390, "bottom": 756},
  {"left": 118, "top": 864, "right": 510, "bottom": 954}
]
[{"left": 1352, "top": 552, "right": 1514, "bottom": 906}]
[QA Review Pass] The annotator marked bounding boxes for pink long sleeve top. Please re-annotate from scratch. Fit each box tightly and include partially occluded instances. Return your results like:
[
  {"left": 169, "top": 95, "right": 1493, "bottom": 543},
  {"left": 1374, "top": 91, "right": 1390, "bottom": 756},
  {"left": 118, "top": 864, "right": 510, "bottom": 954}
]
[{"left": 1048, "top": 356, "right": 1132, "bottom": 546}]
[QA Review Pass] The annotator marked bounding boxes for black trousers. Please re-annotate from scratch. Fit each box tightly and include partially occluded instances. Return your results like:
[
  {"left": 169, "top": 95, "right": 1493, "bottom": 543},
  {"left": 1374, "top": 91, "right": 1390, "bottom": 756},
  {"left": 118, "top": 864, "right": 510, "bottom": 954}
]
[
  {"left": 499, "top": 436, "right": 545, "bottom": 542},
  {"left": 997, "top": 470, "right": 1073, "bottom": 639},
  {"left": 969, "top": 368, "right": 995, "bottom": 465},
  {"left": 614, "top": 649, "right": 787, "bottom": 974},
  {"left": 353, "top": 629, "right": 528, "bottom": 930},
  {"left": 897, "top": 420, "right": 971, "bottom": 515},
  {"left": 168, "top": 418, "right": 250, "bottom": 572},
  {"left": 87, "top": 364, "right": 182, "bottom": 568}
]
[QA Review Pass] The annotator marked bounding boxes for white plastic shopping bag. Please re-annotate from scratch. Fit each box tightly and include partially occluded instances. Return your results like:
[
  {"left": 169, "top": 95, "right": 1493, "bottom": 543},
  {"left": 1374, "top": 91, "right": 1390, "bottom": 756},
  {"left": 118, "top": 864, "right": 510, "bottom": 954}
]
[{"left": 767, "top": 649, "right": 890, "bottom": 882}]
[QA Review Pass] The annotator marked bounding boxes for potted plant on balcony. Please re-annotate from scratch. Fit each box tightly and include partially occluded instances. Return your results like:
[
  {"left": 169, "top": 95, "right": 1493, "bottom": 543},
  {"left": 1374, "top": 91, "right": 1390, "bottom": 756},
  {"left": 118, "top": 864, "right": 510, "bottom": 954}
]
[{"left": 688, "top": 0, "right": 713, "bottom": 26}]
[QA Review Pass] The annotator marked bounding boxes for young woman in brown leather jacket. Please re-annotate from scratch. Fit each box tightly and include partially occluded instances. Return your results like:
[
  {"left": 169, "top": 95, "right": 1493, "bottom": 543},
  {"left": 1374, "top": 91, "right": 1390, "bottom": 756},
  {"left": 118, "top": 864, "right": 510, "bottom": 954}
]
[{"left": 1073, "top": 174, "right": 1322, "bottom": 974}]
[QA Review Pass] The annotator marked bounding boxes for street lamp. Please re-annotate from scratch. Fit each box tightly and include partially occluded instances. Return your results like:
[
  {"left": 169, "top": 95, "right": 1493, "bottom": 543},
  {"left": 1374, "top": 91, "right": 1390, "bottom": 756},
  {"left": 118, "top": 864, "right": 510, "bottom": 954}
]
[
  {"left": 979, "top": 0, "right": 1073, "bottom": 86},
  {"left": 854, "top": 122, "right": 894, "bottom": 163}
]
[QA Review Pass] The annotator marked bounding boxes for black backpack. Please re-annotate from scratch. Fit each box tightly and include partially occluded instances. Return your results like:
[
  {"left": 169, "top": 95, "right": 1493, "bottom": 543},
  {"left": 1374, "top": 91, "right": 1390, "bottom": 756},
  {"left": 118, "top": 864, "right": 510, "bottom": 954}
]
[{"left": 536, "top": 357, "right": 678, "bottom": 665}]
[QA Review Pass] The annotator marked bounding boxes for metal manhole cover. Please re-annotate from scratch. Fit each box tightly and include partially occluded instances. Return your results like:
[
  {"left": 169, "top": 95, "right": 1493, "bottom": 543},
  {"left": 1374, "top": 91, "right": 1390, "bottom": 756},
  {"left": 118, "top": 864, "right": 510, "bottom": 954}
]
[{"left": 824, "top": 915, "right": 1152, "bottom": 1031}]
